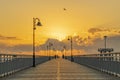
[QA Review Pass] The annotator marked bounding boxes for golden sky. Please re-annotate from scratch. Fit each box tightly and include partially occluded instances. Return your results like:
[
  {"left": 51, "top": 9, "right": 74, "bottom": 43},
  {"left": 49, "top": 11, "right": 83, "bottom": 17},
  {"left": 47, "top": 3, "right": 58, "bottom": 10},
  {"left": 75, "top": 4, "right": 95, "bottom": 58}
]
[{"left": 0, "top": 0, "right": 120, "bottom": 55}]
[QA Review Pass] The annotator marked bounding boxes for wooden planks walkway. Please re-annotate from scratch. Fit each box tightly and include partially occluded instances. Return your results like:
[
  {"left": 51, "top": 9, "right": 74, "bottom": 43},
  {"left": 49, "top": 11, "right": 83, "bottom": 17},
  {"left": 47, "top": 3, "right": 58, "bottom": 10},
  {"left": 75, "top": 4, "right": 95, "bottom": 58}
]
[{"left": 1, "top": 58, "right": 120, "bottom": 80}]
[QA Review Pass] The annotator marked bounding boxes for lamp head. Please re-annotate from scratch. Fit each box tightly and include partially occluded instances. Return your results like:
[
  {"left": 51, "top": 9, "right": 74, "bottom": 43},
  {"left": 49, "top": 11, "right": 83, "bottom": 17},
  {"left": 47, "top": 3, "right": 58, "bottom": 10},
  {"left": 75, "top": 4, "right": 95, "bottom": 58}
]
[
  {"left": 104, "top": 36, "right": 107, "bottom": 38},
  {"left": 37, "top": 21, "right": 42, "bottom": 26}
]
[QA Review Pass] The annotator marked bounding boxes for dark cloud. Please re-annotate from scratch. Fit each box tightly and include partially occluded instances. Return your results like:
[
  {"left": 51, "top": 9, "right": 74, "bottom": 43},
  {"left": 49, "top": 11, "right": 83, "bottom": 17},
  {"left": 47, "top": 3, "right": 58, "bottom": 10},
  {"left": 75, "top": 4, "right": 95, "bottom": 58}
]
[
  {"left": 88, "top": 27, "right": 120, "bottom": 35},
  {"left": 39, "top": 38, "right": 65, "bottom": 51},
  {"left": 88, "top": 27, "right": 112, "bottom": 35},
  {"left": 11, "top": 44, "right": 33, "bottom": 52},
  {"left": 0, "top": 43, "right": 33, "bottom": 53},
  {"left": 118, "top": 31, "right": 120, "bottom": 33},
  {"left": 88, "top": 28, "right": 103, "bottom": 34},
  {"left": 0, "top": 34, "right": 20, "bottom": 40},
  {"left": 106, "top": 35, "right": 120, "bottom": 52},
  {"left": 77, "top": 35, "right": 120, "bottom": 54},
  {"left": 73, "top": 35, "right": 93, "bottom": 46},
  {"left": 0, "top": 35, "right": 120, "bottom": 55},
  {"left": 0, "top": 43, "right": 9, "bottom": 49}
]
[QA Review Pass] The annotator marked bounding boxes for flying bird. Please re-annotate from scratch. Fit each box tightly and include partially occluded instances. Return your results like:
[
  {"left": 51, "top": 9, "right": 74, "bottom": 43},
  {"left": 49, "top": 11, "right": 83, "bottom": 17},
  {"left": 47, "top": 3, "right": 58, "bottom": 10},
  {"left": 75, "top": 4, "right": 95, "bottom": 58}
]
[{"left": 63, "top": 8, "right": 67, "bottom": 11}]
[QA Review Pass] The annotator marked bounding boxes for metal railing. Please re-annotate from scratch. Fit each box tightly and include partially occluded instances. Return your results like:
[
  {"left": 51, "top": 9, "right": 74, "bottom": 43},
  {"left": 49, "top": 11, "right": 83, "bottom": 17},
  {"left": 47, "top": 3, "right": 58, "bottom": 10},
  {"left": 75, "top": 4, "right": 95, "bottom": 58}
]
[
  {"left": 0, "top": 54, "right": 50, "bottom": 77},
  {"left": 72, "top": 53, "right": 120, "bottom": 77}
]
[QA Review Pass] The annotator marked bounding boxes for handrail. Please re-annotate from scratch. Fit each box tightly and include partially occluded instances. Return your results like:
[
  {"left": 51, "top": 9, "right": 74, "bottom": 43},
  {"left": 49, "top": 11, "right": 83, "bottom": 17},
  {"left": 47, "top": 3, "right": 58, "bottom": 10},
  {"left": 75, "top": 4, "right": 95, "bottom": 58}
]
[
  {"left": 0, "top": 54, "right": 50, "bottom": 77},
  {"left": 67, "top": 52, "right": 120, "bottom": 77}
]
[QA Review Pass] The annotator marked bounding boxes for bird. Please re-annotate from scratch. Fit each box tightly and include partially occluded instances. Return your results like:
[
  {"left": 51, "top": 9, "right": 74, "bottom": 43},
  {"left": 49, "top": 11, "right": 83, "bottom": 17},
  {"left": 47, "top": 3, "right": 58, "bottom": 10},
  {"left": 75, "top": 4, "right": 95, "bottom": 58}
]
[{"left": 63, "top": 8, "right": 67, "bottom": 11}]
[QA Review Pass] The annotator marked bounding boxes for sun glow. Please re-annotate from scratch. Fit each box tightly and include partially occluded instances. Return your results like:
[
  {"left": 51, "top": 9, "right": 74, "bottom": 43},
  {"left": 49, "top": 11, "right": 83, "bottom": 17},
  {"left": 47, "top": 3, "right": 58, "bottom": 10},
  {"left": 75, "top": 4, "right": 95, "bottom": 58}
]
[
  {"left": 47, "top": 26, "right": 69, "bottom": 41},
  {"left": 51, "top": 32, "right": 67, "bottom": 41}
]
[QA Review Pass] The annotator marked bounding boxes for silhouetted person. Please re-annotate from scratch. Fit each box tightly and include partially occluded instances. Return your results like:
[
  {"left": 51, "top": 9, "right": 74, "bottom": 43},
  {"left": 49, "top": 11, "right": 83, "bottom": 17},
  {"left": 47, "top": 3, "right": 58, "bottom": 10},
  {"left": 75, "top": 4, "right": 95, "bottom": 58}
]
[
  {"left": 54, "top": 55, "right": 56, "bottom": 59},
  {"left": 62, "top": 54, "right": 64, "bottom": 59}
]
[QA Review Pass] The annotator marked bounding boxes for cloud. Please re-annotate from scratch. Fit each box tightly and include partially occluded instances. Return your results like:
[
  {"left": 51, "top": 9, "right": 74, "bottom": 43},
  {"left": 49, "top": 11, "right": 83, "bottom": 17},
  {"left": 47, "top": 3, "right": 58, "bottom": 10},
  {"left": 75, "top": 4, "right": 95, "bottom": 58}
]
[
  {"left": 0, "top": 43, "right": 32, "bottom": 54},
  {"left": 106, "top": 35, "right": 120, "bottom": 52},
  {"left": 88, "top": 22, "right": 120, "bottom": 35},
  {"left": 88, "top": 27, "right": 111, "bottom": 35},
  {"left": 39, "top": 38, "right": 65, "bottom": 51},
  {"left": 11, "top": 44, "right": 33, "bottom": 52},
  {"left": 72, "top": 35, "right": 93, "bottom": 46},
  {"left": 65, "top": 35, "right": 120, "bottom": 54},
  {"left": 38, "top": 37, "right": 102, "bottom": 54},
  {"left": 0, "top": 35, "right": 120, "bottom": 55},
  {"left": 87, "top": 27, "right": 120, "bottom": 44},
  {"left": 0, "top": 34, "right": 20, "bottom": 40},
  {"left": 88, "top": 28, "right": 103, "bottom": 34}
]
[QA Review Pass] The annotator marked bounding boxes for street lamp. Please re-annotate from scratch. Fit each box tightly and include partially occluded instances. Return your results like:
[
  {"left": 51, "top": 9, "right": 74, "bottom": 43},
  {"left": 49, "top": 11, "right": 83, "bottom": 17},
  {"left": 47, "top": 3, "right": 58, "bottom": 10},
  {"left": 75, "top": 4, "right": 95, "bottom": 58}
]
[
  {"left": 47, "top": 45, "right": 49, "bottom": 58},
  {"left": 104, "top": 36, "right": 107, "bottom": 51},
  {"left": 33, "top": 18, "right": 42, "bottom": 67},
  {"left": 68, "top": 36, "right": 74, "bottom": 62},
  {"left": 63, "top": 46, "right": 66, "bottom": 59},
  {"left": 48, "top": 42, "right": 53, "bottom": 60},
  {"left": 47, "top": 45, "right": 50, "bottom": 60}
]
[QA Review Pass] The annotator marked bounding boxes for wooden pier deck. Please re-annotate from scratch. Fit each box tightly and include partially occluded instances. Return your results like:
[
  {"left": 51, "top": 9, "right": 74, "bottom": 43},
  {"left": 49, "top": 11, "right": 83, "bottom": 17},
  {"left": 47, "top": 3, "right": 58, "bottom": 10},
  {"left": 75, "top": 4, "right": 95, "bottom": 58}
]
[{"left": 1, "top": 58, "right": 119, "bottom": 80}]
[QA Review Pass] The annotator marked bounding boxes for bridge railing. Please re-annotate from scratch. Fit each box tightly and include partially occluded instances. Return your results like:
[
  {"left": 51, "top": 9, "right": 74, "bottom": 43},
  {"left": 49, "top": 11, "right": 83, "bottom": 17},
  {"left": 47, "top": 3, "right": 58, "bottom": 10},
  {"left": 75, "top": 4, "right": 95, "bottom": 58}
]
[
  {"left": 72, "top": 53, "right": 120, "bottom": 77},
  {"left": 0, "top": 54, "right": 49, "bottom": 77}
]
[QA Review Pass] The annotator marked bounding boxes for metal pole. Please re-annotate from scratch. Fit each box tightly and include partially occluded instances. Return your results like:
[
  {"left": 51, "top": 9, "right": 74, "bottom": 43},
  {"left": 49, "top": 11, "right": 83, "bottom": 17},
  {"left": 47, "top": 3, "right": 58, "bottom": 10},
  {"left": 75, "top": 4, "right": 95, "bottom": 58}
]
[
  {"left": 47, "top": 45, "right": 50, "bottom": 60},
  {"left": 104, "top": 36, "right": 107, "bottom": 53},
  {"left": 64, "top": 48, "right": 66, "bottom": 59},
  {"left": 33, "top": 18, "right": 36, "bottom": 67},
  {"left": 64, "top": 46, "right": 66, "bottom": 59},
  {"left": 48, "top": 43, "right": 51, "bottom": 60},
  {"left": 71, "top": 37, "right": 74, "bottom": 62},
  {"left": 105, "top": 36, "right": 106, "bottom": 49}
]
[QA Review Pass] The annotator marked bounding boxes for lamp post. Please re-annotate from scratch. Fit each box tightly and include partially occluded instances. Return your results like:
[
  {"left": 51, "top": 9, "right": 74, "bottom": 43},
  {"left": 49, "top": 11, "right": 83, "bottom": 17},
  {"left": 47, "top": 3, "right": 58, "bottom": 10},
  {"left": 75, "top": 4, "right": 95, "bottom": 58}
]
[
  {"left": 47, "top": 45, "right": 49, "bottom": 58},
  {"left": 47, "top": 45, "right": 50, "bottom": 60},
  {"left": 68, "top": 36, "right": 74, "bottom": 62},
  {"left": 33, "top": 18, "right": 42, "bottom": 67},
  {"left": 48, "top": 42, "right": 53, "bottom": 60},
  {"left": 63, "top": 46, "right": 66, "bottom": 59},
  {"left": 104, "top": 36, "right": 107, "bottom": 53}
]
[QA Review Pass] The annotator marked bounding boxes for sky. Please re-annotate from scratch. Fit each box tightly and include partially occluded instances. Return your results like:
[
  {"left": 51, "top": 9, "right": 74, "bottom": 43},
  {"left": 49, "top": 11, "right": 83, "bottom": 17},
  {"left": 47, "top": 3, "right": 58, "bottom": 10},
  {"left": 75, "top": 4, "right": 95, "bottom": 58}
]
[{"left": 0, "top": 0, "right": 120, "bottom": 55}]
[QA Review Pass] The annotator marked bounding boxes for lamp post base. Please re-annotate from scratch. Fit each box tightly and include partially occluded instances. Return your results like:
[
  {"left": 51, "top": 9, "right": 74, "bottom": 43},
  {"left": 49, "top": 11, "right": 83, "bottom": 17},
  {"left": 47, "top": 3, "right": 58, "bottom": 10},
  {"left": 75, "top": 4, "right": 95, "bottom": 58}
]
[
  {"left": 71, "top": 56, "right": 74, "bottom": 62},
  {"left": 33, "top": 55, "right": 36, "bottom": 67},
  {"left": 49, "top": 57, "right": 51, "bottom": 60}
]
